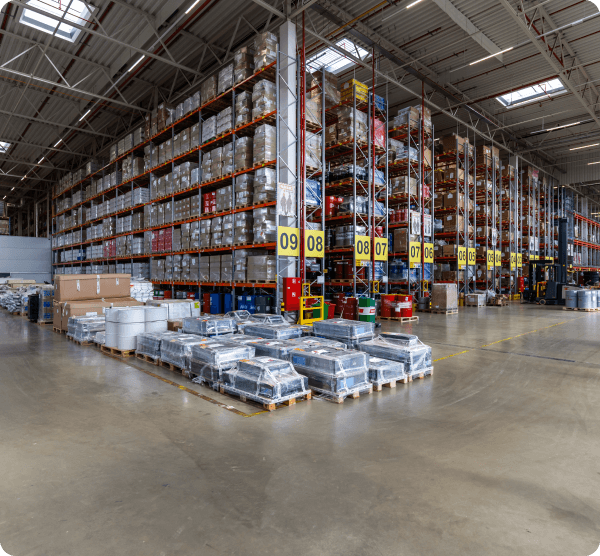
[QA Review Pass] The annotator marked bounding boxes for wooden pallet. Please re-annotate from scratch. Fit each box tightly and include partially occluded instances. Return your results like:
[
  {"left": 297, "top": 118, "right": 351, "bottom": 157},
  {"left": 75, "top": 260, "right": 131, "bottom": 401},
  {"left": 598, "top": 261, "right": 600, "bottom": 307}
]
[
  {"left": 101, "top": 345, "right": 135, "bottom": 357},
  {"left": 419, "top": 308, "right": 458, "bottom": 315},
  {"left": 53, "top": 327, "right": 63, "bottom": 334},
  {"left": 10, "top": 311, "right": 20, "bottom": 316},
  {"left": 67, "top": 336, "right": 94, "bottom": 347},
  {"left": 136, "top": 353, "right": 160, "bottom": 366},
  {"left": 160, "top": 360, "right": 185, "bottom": 374},
  {"left": 311, "top": 384, "right": 373, "bottom": 404},
  {"left": 247, "top": 280, "right": 276, "bottom": 284},
  {"left": 562, "top": 306, "right": 598, "bottom": 312},
  {"left": 377, "top": 316, "right": 419, "bottom": 323},
  {"left": 254, "top": 159, "right": 273, "bottom": 167},
  {"left": 372, "top": 376, "right": 411, "bottom": 392},
  {"left": 410, "top": 367, "right": 434, "bottom": 380},
  {"left": 218, "top": 384, "right": 311, "bottom": 411},
  {"left": 487, "top": 300, "right": 508, "bottom": 307},
  {"left": 38, "top": 321, "right": 53, "bottom": 325}
]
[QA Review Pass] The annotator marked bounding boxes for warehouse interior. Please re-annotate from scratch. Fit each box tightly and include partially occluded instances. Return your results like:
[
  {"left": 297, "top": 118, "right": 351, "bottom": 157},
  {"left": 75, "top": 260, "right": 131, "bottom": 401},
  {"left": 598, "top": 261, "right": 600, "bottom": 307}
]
[{"left": 1, "top": 0, "right": 600, "bottom": 554}]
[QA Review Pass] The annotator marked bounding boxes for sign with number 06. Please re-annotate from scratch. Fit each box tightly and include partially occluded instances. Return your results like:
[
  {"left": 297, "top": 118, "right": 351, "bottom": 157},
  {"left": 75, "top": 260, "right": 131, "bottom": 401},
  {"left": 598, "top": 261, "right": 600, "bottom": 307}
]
[
  {"left": 374, "top": 237, "right": 388, "bottom": 261},
  {"left": 457, "top": 246, "right": 466, "bottom": 269},
  {"left": 355, "top": 235, "right": 371, "bottom": 260},
  {"left": 424, "top": 243, "right": 434, "bottom": 264},
  {"left": 305, "top": 229, "right": 324, "bottom": 258},
  {"left": 277, "top": 226, "right": 300, "bottom": 256},
  {"left": 409, "top": 242, "right": 421, "bottom": 268}
]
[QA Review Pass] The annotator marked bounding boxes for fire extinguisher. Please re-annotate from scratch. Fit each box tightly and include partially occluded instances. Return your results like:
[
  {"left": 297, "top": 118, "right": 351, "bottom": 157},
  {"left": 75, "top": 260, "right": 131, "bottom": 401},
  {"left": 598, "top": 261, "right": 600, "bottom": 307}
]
[{"left": 518, "top": 277, "right": 525, "bottom": 292}]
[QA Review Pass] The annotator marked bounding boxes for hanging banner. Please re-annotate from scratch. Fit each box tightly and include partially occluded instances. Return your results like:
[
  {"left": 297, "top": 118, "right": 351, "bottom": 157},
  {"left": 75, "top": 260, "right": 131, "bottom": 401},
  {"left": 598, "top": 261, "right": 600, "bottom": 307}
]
[
  {"left": 517, "top": 253, "right": 523, "bottom": 268},
  {"left": 495, "top": 251, "right": 502, "bottom": 267}
]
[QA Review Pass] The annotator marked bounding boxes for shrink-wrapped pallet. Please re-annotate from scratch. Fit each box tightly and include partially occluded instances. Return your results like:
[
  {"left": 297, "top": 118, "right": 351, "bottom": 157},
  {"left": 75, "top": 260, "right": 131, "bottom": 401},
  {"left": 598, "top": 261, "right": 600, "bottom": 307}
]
[
  {"left": 160, "top": 335, "right": 209, "bottom": 371},
  {"left": 136, "top": 331, "right": 179, "bottom": 359},
  {"left": 183, "top": 316, "right": 236, "bottom": 336},
  {"left": 190, "top": 340, "right": 254, "bottom": 383},
  {"left": 242, "top": 323, "right": 303, "bottom": 339},
  {"left": 367, "top": 357, "right": 407, "bottom": 385},
  {"left": 359, "top": 334, "right": 432, "bottom": 377},
  {"left": 313, "top": 318, "right": 375, "bottom": 348}
]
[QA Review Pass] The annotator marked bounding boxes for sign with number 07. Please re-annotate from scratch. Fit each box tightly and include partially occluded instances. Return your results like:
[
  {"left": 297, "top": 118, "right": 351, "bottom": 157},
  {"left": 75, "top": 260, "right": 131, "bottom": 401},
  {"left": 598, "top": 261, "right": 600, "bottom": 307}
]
[{"left": 374, "top": 237, "right": 388, "bottom": 261}]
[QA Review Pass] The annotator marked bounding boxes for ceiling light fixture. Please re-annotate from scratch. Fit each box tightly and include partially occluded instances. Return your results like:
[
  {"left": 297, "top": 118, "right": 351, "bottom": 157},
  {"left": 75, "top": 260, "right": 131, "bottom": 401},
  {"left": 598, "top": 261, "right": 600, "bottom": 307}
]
[
  {"left": 78, "top": 109, "right": 91, "bottom": 122},
  {"left": 186, "top": 0, "right": 201, "bottom": 14},
  {"left": 11, "top": 187, "right": 14, "bottom": 191},
  {"left": 37, "top": 157, "right": 44, "bottom": 164},
  {"left": 530, "top": 121, "right": 581, "bottom": 134},
  {"left": 469, "top": 47, "right": 514, "bottom": 66},
  {"left": 128, "top": 56, "right": 145, "bottom": 73},
  {"left": 406, "top": 0, "right": 425, "bottom": 8},
  {"left": 570, "top": 143, "right": 599, "bottom": 151},
  {"left": 54, "top": 139, "right": 62, "bottom": 147},
  {"left": 588, "top": 161, "right": 600, "bottom": 165},
  {"left": 382, "top": 0, "right": 426, "bottom": 21}
]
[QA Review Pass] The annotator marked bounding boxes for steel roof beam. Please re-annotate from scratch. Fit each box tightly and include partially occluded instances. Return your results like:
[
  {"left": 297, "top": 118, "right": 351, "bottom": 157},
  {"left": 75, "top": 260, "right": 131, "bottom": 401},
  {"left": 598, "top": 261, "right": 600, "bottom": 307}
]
[
  {"left": 0, "top": 156, "right": 67, "bottom": 171},
  {"left": 0, "top": 137, "right": 86, "bottom": 156}
]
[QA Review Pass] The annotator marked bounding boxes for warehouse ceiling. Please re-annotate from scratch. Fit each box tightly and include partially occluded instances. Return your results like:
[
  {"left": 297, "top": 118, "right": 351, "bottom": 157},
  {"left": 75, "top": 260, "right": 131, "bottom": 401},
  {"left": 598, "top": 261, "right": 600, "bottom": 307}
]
[{"left": 0, "top": 0, "right": 598, "bottom": 204}]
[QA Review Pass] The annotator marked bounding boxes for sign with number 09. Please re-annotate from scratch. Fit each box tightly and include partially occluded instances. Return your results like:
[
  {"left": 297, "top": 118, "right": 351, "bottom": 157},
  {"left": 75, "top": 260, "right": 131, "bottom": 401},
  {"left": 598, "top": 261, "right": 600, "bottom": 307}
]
[
  {"left": 277, "top": 226, "right": 300, "bottom": 256},
  {"left": 305, "top": 230, "right": 324, "bottom": 258},
  {"left": 374, "top": 237, "right": 388, "bottom": 261},
  {"left": 355, "top": 235, "right": 371, "bottom": 260}
]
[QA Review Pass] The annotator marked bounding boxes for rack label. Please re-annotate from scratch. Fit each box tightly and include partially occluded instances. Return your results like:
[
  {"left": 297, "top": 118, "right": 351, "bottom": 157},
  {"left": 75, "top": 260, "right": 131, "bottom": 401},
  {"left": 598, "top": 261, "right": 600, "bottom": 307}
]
[
  {"left": 468, "top": 247, "right": 476, "bottom": 266},
  {"left": 510, "top": 252, "right": 516, "bottom": 270},
  {"left": 277, "top": 226, "right": 299, "bottom": 256},
  {"left": 517, "top": 253, "right": 523, "bottom": 268},
  {"left": 424, "top": 243, "right": 434, "bottom": 264},
  {"left": 374, "top": 237, "right": 388, "bottom": 261},
  {"left": 409, "top": 242, "right": 421, "bottom": 268},
  {"left": 355, "top": 235, "right": 371, "bottom": 261},
  {"left": 546, "top": 256, "right": 554, "bottom": 263},
  {"left": 487, "top": 250, "right": 495, "bottom": 269},
  {"left": 305, "top": 230, "right": 324, "bottom": 258},
  {"left": 495, "top": 251, "right": 502, "bottom": 267},
  {"left": 458, "top": 246, "right": 466, "bottom": 269}
]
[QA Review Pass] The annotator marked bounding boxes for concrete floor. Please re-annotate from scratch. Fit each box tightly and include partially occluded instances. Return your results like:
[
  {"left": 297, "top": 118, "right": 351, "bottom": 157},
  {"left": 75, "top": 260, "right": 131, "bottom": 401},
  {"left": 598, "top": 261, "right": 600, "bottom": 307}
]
[{"left": 0, "top": 305, "right": 599, "bottom": 556}]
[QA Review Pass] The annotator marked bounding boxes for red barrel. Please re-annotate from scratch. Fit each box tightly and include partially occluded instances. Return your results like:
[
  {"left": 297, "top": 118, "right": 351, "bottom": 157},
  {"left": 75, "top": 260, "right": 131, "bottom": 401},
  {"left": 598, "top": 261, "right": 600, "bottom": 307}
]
[
  {"left": 187, "top": 292, "right": 195, "bottom": 299},
  {"left": 334, "top": 293, "right": 345, "bottom": 315},
  {"left": 164, "top": 290, "right": 172, "bottom": 299},
  {"left": 375, "top": 226, "right": 384, "bottom": 238},
  {"left": 381, "top": 294, "right": 395, "bottom": 318},
  {"left": 355, "top": 264, "right": 366, "bottom": 280},
  {"left": 202, "top": 293, "right": 211, "bottom": 314},
  {"left": 325, "top": 196, "right": 339, "bottom": 217},
  {"left": 397, "top": 294, "right": 413, "bottom": 318},
  {"left": 335, "top": 260, "right": 346, "bottom": 279},
  {"left": 341, "top": 297, "right": 358, "bottom": 319}
]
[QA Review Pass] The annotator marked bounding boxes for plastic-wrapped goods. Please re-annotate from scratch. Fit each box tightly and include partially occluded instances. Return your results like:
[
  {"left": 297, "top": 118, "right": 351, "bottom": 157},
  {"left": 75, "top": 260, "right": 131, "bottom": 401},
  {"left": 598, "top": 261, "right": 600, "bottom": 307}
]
[
  {"left": 67, "top": 316, "right": 105, "bottom": 342},
  {"left": 250, "top": 313, "right": 287, "bottom": 325},
  {"left": 136, "top": 331, "right": 179, "bottom": 359},
  {"left": 234, "top": 136, "right": 253, "bottom": 172},
  {"left": 242, "top": 323, "right": 303, "bottom": 339},
  {"left": 160, "top": 335, "right": 208, "bottom": 371},
  {"left": 253, "top": 123, "right": 276, "bottom": 165},
  {"left": 218, "top": 64, "right": 233, "bottom": 94},
  {"left": 201, "top": 75, "right": 217, "bottom": 102},
  {"left": 221, "top": 333, "right": 265, "bottom": 343},
  {"left": 313, "top": 318, "right": 375, "bottom": 348},
  {"left": 244, "top": 339, "right": 295, "bottom": 359},
  {"left": 253, "top": 206, "right": 276, "bottom": 244},
  {"left": 367, "top": 357, "right": 407, "bottom": 386},
  {"left": 289, "top": 348, "right": 371, "bottom": 396},
  {"left": 359, "top": 335, "right": 433, "bottom": 378},
  {"left": 202, "top": 116, "right": 217, "bottom": 143},
  {"left": 247, "top": 255, "right": 276, "bottom": 281},
  {"left": 190, "top": 340, "right": 254, "bottom": 383},
  {"left": 306, "top": 131, "right": 321, "bottom": 169},
  {"left": 309, "top": 70, "right": 340, "bottom": 109},
  {"left": 183, "top": 316, "right": 236, "bottom": 336},
  {"left": 254, "top": 31, "right": 277, "bottom": 71},
  {"left": 235, "top": 91, "right": 252, "bottom": 127},
  {"left": 286, "top": 337, "right": 347, "bottom": 350},
  {"left": 235, "top": 173, "right": 254, "bottom": 206},
  {"left": 217, "top": 106, "right": 233, "bottom": 136},
  {"left": 252, "top": 79, "right": 276, "bottom": 120},
  {"left": 337, "top": 106, "right": 368, "bottom": 143},
  {"left": 220, "top": 357, "right": 309, "bottom": 405},
  {"left": 234, "top": 45, "right": 255, "bottom": 84}
]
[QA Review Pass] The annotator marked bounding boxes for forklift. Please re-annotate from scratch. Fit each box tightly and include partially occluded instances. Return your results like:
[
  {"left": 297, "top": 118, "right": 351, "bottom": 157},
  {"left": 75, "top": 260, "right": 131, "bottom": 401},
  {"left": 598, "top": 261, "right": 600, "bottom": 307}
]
[{"left": 527, "top": 217, "right": 569, "bottom": 305}]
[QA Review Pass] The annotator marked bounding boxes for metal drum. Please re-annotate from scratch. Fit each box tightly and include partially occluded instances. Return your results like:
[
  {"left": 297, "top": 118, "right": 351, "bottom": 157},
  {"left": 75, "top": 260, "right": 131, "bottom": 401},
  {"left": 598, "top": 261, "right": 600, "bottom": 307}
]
[
  {"left": 565, "top": 289, "right": 578, "bottom": 309},
  {"left": 577, "top": 290, "right": 594, "bottom": 310}
]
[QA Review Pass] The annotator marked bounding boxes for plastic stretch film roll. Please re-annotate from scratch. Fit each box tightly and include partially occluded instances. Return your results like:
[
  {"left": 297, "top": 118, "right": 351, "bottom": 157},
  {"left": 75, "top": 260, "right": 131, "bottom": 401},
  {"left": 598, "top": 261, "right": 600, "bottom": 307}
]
[
  {"left": 565, "top": 290, "right": 578, "bottom": 309},
  {"left": 117, "top": 335, "right": 138, "bottom": 351},
  {"left": 145, "top": 320, "right": 168, "bottom": 333},
  {"left": 144, "top": 306, "right": 168, "bottom": 322},
  {"left": 591, "top": 290, "right": 598, "bottom": 308},
  {"left": 117, "top": 322, "right": 145, "bottom": 338},
  {"left": 577, "top": 290, "right": 594, "bottom": 309},
  {"left": 117, "top": 307, "right": 146, "bottom": 323},
  {"left": 106, "top": 307, "right": 127, "bottom": 322}
]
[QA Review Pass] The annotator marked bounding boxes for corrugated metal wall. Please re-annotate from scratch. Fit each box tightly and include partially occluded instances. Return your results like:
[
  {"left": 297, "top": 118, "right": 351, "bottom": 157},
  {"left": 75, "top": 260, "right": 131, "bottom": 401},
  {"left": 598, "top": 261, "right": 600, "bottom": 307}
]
[
  {"left": 558, "top": 151, "right": 600, "bottom": 185},
  {"left": 0, "top": 237, "right": 52, "bottom": 283}
]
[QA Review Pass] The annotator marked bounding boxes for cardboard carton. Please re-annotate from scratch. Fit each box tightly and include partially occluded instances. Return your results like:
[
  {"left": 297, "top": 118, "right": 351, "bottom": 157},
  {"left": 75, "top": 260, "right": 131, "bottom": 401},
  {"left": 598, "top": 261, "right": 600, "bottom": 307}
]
[{"left": 54, "top": 274, "right": 131, "bottom": 302}]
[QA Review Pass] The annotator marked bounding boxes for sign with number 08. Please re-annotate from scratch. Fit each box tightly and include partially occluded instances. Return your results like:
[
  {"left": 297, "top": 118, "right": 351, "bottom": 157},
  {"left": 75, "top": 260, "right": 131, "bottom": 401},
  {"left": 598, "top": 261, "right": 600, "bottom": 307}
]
[
  {"left": 277, "top": 226, "right": 300, "bottom": 256},
  {"left": 305, "top": 230, "right": 324, "bottom": 258},
  {"left": 355, "top": 235, "right": 371, "bottom": 260}
]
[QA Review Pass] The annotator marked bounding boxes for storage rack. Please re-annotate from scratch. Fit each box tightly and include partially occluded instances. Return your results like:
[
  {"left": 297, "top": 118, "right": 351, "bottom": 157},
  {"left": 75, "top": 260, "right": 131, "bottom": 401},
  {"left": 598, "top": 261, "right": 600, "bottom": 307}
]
[{"left": 51, "top": 46, "right": 297, "bottom": 313}]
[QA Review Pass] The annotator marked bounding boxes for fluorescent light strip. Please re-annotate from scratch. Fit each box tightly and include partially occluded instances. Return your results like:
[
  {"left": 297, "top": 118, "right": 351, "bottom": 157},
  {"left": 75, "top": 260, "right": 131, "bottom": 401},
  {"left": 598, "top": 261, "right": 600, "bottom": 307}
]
[
  {"left": 10, "top": 187, "right": 14, "bottom": 191},
  {"left": 37, "top": 157, "right": 44, "bottom": 164},
  {"left": 570, "top": 143, "right": 599, "bottom": 151},
  {"left": 186, "top": 0, "right": 201, "bottom": 14},
  {"left": 530, "top": 121, "right": 581, "bottom": 134},
  {"left": 78, "top": 109, "right": 91, "bottom": 122},
  {"left": 588, "top": 161, "right": 600, "bottom": 165},
  {"left": 54, "top": 139, "right": 62, "bottom": 147},
  {"left": 406, "top": 0, "right": 425, "bottom": 8},
  {"left": 382, "top": 0, "right": 426, "bottom": 21},
  {"left": 469, "top": 46, "right": 514, "bottom": 66},
  {"left": 128, "top": 56, "right": 145, "bottom": 73}
]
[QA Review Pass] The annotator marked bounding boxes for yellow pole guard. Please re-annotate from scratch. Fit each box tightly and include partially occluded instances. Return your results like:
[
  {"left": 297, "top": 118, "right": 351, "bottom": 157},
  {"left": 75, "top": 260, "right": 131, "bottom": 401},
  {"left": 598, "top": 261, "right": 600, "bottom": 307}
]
[
  {"left": 299, "top": 295, "right": 325, "bottom": 325},
  {"left": 371, "top": 281, "right": 380, "bottom": 293}
]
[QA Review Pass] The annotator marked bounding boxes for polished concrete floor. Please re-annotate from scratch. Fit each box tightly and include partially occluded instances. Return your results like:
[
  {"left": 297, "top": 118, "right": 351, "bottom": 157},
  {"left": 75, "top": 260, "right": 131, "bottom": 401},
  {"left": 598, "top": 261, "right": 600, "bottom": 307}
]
[{"left": 0, "top": 305, "right": 599, "bottom": 556}]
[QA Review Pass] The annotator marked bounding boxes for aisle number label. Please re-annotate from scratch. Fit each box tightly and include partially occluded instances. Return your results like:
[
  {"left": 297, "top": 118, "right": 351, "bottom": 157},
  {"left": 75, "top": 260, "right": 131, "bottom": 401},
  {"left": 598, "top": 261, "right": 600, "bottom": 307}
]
[
  {"left": 277, "top": 226, "right": 299, "bottom": 256},
  {"left": 531, "top": 254, "right": 538, "bottom": 261},
  {"left": 517, "top": 253, "right": 523, "bottom": 268},
  {"left": 424, "top": 243, "right": 434, "bottom": 264},
  {"left": 495, "top": 251, "right": 502, "bottom": 267},
  {"left": 409, "top": 242, "right": 421, "bottom": 268},
  {"left": 355, "top": 235, "right": 371, "bottom": 261},
  {"left": 305, "top": 229, "right": 324, "bottom": 258},
  {"left": 457, "top": 246, "right": 466, "bottom": 269},
  {"left": 547, "top": 257, "right": 554, "bottom": 263},
  {"left": 487, "top": 250, "right": 495, "bottom": 269},
  {"left": 374, "top": 237, "right": 388, "bottom": 261},
  {"left": 510, "top": 252, "right": 516, "bottom": 271},
  {"left": 468, "top": 248, "right": 476, "bottom": 266}
]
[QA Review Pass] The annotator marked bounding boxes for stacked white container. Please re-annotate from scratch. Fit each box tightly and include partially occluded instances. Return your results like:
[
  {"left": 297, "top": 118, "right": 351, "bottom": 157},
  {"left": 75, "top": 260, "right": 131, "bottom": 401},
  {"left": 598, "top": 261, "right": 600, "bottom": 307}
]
[{"left": 144, "top": 306, "right": 168, "bottom": 333}]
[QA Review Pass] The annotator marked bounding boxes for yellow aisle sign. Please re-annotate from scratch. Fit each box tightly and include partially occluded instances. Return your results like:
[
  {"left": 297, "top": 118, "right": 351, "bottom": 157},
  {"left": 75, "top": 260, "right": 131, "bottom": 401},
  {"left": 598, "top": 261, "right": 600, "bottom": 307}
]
[
  {"left": 517, "top": 253, "right": 523, "bottom": 268},
  {"left": 495, "top": 251, "right": 502, "bottom": 267},
  {"left": 468, "top": 247, "right": 476, "bottom": 266},
  {"left": 277, "top": 226, "right": 299, "bottom": 256},
  {"left": 409, "top": 242, "right": 421, "bottom": 268},
  {"left": 423, "top": 243, "right": 434, "bottom": 264},
  {"left": 355, "top": 235, "right": 371, "bottom": 260},
  {"left": 458, "top": 246, "right": 466, "bottom": 269},
  {"left": 510, "top": 252, "right": 516, "bottom": 271},
  {"left": 305, "top": 229, "right": 324, "bottom": 258},
  {"left": 547, "top": 257, "right": 554, "bottom": 263},
  {"left": 374, "top": 237, "right": 388, "bottom": 261},
  {"left": 487, "top": 250, "right": 495, "bottom": 269}
]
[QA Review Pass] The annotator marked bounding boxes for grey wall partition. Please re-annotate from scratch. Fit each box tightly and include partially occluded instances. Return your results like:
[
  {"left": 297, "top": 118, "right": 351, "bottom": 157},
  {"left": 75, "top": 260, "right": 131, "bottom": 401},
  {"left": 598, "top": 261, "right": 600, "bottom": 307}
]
[{"left": 0, "top": 236, "right": 52, "bottom": 283}]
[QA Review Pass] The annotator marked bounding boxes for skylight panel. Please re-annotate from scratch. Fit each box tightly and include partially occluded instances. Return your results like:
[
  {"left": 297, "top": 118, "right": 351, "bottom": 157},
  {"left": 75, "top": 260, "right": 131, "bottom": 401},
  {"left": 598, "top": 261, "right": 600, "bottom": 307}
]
[
  {"left": 0, "top": 141, "right": 11, "bottom": 153},
  {"left": 307, "top": 38, "right": 369, "bottom": 74},
  {"left": 496, "top": 78, "right": 566, "bottom": 108},
  {"left": 20, "top": 0, "right": 94, "bottom": 43}
]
